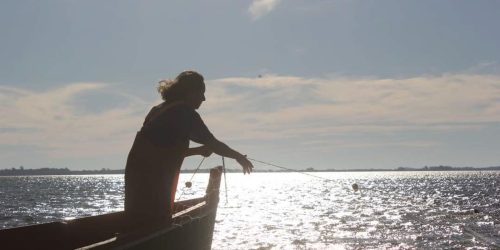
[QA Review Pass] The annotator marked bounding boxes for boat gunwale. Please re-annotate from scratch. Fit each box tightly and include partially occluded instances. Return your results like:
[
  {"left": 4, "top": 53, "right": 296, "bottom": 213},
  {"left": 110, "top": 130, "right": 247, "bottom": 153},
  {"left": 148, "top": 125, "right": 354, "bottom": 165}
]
[{"left": 0, "top": 166, "right": 223, "bottom": 250}]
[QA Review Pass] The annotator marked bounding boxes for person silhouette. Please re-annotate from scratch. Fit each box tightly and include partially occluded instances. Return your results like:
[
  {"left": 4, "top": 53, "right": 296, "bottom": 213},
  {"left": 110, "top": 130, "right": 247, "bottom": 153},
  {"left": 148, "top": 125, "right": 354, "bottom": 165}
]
[{"left": 124, "top": 70, "right": 253, "bottom": 226}]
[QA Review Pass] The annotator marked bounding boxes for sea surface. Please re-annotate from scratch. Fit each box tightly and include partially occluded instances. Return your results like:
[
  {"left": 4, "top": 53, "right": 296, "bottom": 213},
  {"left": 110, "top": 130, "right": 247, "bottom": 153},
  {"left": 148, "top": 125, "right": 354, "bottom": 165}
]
[{"left": 1, "top": 171, "right": 499, "bottom": 249}]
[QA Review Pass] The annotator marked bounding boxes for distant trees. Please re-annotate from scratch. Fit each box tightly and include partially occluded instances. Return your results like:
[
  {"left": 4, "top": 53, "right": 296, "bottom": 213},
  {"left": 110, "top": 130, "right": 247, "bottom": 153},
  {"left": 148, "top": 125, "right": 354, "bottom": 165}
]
[
  {"left": 0, "top": 167, "right": 123, "bottom": 176},
  {"left": 0, "top": 165, "right": 499, "bottom": 176}
]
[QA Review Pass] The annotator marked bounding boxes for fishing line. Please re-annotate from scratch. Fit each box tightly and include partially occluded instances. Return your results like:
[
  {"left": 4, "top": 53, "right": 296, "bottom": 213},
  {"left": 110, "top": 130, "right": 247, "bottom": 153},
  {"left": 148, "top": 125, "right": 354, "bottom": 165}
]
[
  {"left": 248, "top": 157, "right": 336, "bottom": 182},
  {"left": 176, "top": 157, "right": 206, "bottom": 201},
  {"left": 222, "top": 156, "right": 229, "bottom": 204},
  {"left": 247, "top": 157, "right": 362, "bottom": 193},
  {"left": 249, "top": 157, "right": 498, "bottom": 247}
]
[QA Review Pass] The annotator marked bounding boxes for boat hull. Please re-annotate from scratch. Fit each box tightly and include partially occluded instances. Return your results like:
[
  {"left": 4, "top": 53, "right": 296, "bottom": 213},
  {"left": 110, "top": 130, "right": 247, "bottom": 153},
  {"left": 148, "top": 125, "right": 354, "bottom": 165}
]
[{"left": 0, "top": 166, "right": 223, "bottom": 250}]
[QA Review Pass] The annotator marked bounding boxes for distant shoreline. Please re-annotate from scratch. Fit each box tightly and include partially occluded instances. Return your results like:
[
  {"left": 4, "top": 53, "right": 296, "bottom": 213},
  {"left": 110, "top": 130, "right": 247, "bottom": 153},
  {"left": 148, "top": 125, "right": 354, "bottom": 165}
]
[{"left": 0, "top": 166, "right": 499, "bottom": 176}]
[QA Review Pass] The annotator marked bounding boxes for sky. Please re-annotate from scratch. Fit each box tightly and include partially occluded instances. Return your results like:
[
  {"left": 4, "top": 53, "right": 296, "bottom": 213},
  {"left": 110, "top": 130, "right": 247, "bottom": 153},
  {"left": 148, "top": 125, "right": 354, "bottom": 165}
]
[{"left": 1, "top": 0, "right": 500, "bottom": 171}]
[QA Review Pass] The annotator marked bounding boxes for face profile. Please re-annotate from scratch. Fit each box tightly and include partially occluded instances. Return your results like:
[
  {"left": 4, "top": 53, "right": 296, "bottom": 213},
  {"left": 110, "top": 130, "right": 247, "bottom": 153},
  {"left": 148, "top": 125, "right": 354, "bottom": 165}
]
[{"left": 186, "top": 87, "right": 206, "bottom": 110}]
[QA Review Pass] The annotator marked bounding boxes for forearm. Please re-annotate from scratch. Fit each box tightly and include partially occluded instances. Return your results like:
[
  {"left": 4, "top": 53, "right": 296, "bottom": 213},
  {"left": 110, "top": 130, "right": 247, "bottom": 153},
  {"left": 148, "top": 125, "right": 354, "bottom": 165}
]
[
  {"left": 184, "top": 147, "right": 203, "bottom": 157},
  {"left": 205, "top": 138, "right": 253, "bottom": 174},
  {"left": 207, "top": 139, "right": 245, "bottom": 160}
]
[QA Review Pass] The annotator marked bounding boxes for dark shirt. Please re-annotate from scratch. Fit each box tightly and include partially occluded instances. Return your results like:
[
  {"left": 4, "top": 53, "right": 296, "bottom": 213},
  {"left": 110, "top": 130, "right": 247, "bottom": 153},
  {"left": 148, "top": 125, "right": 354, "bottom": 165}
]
[{"left": 139, "top": 102, "right": 215, "bottom": 148}]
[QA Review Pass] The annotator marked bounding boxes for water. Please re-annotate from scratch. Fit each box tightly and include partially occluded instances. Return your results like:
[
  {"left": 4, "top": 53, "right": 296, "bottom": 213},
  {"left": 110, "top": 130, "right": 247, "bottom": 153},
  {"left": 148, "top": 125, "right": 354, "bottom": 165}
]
[{"left": 1, "top": 171, "right": 499, "bottom": 249}]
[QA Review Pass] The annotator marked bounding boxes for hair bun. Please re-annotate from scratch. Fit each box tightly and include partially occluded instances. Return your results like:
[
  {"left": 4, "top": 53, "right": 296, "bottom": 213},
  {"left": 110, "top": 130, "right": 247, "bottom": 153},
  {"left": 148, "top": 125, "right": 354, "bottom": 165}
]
[
  {"left": 157, "top": 71, "right": 204, "bottom": 101},
  {"left": 157, "top": 79, "right": 175, "bottom": 95}
]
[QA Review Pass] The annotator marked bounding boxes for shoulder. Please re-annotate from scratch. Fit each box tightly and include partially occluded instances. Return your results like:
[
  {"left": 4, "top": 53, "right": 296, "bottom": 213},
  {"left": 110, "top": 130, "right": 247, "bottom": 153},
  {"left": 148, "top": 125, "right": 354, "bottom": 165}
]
[
  {"left": 170, "top": 102, "right": 197, "bottom": 114},
  {"left": 164, "top": 103, "right": 201, "bottom": 124},
  {"left": 152, "top": 102, "right": 193, "bottom": 114}
]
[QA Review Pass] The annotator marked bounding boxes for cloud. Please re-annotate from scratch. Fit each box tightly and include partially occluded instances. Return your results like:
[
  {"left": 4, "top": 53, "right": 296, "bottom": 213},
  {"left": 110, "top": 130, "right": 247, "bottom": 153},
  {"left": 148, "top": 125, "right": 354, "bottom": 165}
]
[
  {"left": 0, "top": 83, "right": 149, "bottom": 159},
  {"left": 2, "top": 72, "right": 500, "bottom": 167},
  {"left": 248, "top": 0, "right": 281, "bottom": 20},
  {"left": 203, "top": 73, "right": 500, "bottom": 145}
]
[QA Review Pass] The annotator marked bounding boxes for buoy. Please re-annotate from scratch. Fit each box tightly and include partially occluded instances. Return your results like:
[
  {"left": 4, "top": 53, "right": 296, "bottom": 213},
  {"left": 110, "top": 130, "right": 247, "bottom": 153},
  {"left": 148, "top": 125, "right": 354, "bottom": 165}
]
[
  {"left": 352, "top": 183, "right": 359, "bottom": 192},
  {"left": 185, "top": 181, "right": 192, "bottom": 188}
]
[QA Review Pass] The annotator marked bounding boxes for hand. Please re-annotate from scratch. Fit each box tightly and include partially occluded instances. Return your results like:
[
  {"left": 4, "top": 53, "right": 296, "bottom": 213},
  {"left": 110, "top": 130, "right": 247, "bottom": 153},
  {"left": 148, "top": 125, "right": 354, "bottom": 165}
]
[
  {"left": 236, "top": 155, "right": 254, "bottom": 175},
  {"left": 198, "top": 145, "right": 213, "bottom": 157}
]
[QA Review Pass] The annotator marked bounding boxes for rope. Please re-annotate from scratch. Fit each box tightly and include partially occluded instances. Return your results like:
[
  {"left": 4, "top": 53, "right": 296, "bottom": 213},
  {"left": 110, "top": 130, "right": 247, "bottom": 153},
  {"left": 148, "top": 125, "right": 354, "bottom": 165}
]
[
  {"left": 249, "top": 157, "right": 498, "bottom": 247},
  {"left": 247, "top": 157, "right": 336, "bottom": 182},
  {"left": 176, "top": 156, "right": 357, "bottom": 204},
  {"left": 247, "top": 157, "right": 365, "bottom": 195},
  {"left": 222, "top": 156, "right": 229, "bottom": 204},
  {"left": 176, "top": 157, "right": 206, "bottom": 201}
]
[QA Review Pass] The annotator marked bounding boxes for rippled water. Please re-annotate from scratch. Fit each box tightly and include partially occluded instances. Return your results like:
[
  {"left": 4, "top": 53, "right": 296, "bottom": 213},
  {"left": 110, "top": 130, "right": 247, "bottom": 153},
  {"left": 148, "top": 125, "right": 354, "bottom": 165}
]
[
  {"left": 0, "top": 175, "right": 123, "bottom": 226},
  {"left": 1, "top": 171, "right": 499, "bottom": 249}
]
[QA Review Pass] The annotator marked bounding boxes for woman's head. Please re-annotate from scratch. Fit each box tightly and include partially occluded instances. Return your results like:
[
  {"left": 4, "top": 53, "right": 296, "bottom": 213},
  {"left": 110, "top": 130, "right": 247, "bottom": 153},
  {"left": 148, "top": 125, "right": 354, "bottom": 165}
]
[{"left": 157, "top": 70, "right": 206, "bottom": 109}]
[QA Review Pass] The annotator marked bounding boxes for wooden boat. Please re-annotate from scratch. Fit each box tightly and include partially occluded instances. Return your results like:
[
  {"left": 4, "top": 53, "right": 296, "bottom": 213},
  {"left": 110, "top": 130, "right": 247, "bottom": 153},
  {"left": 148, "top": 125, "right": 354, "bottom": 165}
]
[{"left": 0, "top": 166, "right": 223, "bottom": 250}]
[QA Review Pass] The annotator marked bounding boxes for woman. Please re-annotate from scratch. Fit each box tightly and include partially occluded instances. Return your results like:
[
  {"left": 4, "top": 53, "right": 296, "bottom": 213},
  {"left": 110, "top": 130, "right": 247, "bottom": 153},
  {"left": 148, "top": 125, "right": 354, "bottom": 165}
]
[{"left": 124, "top": 70, "right": 253, "bottom": 226}]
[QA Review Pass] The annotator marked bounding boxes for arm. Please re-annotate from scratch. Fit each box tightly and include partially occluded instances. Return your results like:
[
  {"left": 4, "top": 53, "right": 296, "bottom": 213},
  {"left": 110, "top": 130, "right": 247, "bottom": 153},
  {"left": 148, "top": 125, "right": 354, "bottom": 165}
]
[
  {"left": 184, "top": 146, "right": 213, "bottom": 157},
  {"left": 188, "top": 109, "right": 253, "bottom": 174},
  {"left": 205, "top": 138, "right": 254, "bottom": 174}
]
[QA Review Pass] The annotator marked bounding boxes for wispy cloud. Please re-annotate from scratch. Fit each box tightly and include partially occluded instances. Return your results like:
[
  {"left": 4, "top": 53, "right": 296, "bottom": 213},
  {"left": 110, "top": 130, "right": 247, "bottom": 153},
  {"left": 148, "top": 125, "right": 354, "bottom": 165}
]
[
  {"left": 2, "top": 72, "right": 500, "bottom": 166},
  {"left": 204, "top": 73, "right": 500, "bottom": 144},
  {"left": 248, "top": 0, "right": 281, "bottom": 20},
  {"left": 0, "top": 83, "right": 149, "bottom": 158}
]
